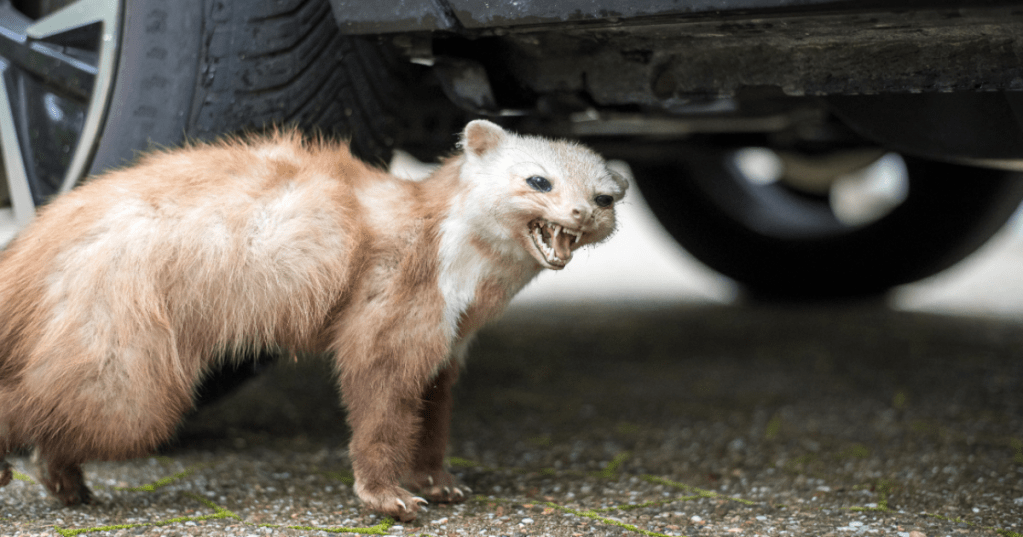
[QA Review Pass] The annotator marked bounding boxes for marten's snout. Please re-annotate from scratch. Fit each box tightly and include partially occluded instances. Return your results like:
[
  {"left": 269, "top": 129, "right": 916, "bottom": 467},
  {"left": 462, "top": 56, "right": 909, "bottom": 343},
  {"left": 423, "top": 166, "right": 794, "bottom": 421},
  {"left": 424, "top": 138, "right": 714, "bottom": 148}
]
[{"left": 569, "top": 203, "right": 593, "bottom": 226}]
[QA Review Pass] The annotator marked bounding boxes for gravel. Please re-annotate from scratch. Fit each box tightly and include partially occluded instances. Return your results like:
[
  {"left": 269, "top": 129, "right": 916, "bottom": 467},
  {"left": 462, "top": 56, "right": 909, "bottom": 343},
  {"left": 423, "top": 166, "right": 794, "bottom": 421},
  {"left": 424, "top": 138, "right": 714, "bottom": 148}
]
[{"left": 2, "top": 302, "right": 1022, "bottom": 536}]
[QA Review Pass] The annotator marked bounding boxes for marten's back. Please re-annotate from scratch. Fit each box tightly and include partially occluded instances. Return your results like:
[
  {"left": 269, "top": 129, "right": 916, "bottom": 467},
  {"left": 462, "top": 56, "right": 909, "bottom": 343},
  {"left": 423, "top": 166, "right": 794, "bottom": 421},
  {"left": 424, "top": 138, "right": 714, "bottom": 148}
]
[{"left": 0, "top": 134, "right": 376, "bottom": 444}]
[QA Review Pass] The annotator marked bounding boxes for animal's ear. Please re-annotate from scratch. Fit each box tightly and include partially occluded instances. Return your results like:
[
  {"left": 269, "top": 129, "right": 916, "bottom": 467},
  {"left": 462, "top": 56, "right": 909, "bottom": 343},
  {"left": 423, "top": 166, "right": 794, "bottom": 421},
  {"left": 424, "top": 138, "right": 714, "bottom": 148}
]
[
  {"left": 609, "top": 165, "right": 630, "bottom": 194},
  {"left": 461, "top": 120, "right": 507, "bottom": 157}
]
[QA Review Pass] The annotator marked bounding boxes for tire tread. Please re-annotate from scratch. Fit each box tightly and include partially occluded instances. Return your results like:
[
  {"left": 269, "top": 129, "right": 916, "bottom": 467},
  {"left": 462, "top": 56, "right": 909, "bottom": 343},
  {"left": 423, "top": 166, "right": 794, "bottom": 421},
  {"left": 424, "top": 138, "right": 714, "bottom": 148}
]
[{"left": 191, "top": 0, "right": 398, "bottom": 160}]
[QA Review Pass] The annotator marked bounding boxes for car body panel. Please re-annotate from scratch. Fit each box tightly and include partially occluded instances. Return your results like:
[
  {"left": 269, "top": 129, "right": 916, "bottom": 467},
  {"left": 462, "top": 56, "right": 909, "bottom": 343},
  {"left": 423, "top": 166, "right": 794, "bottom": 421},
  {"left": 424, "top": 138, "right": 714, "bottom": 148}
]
[
  {"left": 329, "top": 0, "right": 1023, "bottom": 34},
  {"left": 329, "top": 0, "right": 456, "bottom": 33}
]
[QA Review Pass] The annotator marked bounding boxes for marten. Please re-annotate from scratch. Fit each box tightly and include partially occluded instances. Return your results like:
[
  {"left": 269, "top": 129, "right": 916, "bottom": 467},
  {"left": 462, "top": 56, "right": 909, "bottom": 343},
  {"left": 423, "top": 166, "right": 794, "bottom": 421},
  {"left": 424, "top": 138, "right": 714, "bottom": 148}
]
[{"left": 0, "top": 120, "right": 627, "bottom": 521}]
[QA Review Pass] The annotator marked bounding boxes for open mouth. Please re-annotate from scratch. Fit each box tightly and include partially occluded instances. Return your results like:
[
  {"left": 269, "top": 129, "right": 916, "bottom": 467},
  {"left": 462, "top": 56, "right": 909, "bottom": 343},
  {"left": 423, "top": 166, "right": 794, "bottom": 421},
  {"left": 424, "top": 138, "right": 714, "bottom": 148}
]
[{"left": 529, "top": 219, "right": 582, "bottom": 268}]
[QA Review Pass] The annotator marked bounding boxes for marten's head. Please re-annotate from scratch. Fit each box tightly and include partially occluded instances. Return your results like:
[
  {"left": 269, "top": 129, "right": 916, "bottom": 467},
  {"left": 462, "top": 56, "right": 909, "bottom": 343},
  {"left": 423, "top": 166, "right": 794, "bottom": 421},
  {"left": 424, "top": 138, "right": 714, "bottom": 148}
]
[{"left": 457, "top": 120, "right": 628, "bottom": 270}]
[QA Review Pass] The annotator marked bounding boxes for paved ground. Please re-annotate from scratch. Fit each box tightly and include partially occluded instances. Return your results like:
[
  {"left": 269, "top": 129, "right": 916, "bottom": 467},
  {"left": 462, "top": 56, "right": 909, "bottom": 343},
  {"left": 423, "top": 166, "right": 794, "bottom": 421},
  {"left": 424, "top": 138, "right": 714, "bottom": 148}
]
[
  {"left": 3, "top": 189, "right": 1023, "bottom": 537},
  {"left": 3, "top": 299, "right": 1023, "bottom": 536}
]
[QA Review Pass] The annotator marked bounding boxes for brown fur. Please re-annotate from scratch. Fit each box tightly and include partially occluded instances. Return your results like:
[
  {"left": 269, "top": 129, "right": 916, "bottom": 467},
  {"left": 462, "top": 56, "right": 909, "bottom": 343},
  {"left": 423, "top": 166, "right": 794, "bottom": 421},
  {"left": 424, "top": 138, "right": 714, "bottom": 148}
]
[{"left": 0, "top": 120, "right": 626, "bottom": 521}]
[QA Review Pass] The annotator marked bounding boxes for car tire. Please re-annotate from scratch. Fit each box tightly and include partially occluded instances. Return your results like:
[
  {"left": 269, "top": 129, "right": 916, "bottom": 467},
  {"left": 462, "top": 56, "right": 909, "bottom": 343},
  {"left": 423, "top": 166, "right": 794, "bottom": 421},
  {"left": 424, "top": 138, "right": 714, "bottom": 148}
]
[
  {"left": 93, "top": 0, "right": 402, "bottom": 174},
  {"left": 630, "top": 146, "right": 1023, "bottom": 300}
]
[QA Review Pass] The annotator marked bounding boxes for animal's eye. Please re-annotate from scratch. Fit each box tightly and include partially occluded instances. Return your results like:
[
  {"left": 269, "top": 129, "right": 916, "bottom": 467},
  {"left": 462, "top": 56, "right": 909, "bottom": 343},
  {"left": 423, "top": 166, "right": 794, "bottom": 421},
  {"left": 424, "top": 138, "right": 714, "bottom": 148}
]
[
  {"left": 594, "top": 195, "right": 614, "bottom": 207},
  {"left": 526, "top": 176, "right": 552, "bottom": 192}
]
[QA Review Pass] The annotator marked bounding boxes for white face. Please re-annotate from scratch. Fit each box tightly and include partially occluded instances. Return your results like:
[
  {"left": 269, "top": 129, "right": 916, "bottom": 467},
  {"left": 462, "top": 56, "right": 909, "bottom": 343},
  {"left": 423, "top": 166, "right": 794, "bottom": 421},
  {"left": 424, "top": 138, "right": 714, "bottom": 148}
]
[{"left": 459, "top": 120, "right": 628, "bottom": 270}]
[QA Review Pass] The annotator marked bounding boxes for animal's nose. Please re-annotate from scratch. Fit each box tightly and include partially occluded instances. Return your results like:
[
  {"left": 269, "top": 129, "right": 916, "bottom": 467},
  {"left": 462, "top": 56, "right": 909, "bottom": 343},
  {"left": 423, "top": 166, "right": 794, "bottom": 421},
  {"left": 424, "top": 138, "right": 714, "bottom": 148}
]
[{"left": 571, "top": 203, "right": 592, "bottom": 225}]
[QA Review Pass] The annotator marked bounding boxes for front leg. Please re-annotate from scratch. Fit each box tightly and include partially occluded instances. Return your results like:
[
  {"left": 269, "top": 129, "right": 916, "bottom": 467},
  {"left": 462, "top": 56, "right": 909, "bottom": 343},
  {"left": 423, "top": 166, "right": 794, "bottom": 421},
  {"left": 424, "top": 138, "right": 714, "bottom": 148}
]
[
  {"left": 405, "top": 360, "right": 472, "bottom": 503},
  {"left": 339, "top": 355, "right": 432, "bottom": 522}
]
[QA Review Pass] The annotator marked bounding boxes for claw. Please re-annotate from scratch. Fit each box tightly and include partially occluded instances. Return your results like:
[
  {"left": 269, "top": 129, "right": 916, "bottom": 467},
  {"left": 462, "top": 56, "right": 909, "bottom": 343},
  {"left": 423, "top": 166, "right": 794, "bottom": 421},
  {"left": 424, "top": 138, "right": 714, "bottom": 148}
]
[
  {"left": 427, "top": 475, "right": 434, "bottom": 486},
  {"left": 443, "top": 486, "right": 451, "bottom": 496},
  {"left": 396, "top": 498, "right": 407, "bottom": 511},
  {"left": 413, "top": 496, "right": 428, "bottom": 506},
  {"left": 453, "top": 488, "right": 465, "bottom": 499}
]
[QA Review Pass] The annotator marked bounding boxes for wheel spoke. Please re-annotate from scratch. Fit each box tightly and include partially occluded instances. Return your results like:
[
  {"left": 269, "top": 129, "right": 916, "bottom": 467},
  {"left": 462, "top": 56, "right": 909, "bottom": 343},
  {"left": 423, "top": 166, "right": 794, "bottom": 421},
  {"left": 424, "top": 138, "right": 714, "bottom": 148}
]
[
  {"left": 0, "top": 63, "right": 36, "bottom": 226},
  {"left": 0, "top": 2, "right": 101, "bottom": 101},
  {"left": 42, "top": 0, "right": 121, "bottom": 196},
  {"left": 25, "top": 0, "right": 119, "bottom": 39},
  {"left": 0, "top": 0, "right": 121, "bottom": 246}
]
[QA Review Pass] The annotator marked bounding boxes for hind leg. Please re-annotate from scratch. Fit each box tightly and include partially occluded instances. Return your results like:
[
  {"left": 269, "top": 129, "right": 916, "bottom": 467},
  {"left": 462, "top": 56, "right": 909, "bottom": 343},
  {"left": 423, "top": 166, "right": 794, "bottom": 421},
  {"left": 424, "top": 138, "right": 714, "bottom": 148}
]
[
  {"left": 33, "top": 449, "right": 93, "bottom": 506},
  {"left": 1, "top": 459, "right": 11, "bottom": 487},
  {"left": 406, "top": 361, "right": 471, "bottom": 503}
]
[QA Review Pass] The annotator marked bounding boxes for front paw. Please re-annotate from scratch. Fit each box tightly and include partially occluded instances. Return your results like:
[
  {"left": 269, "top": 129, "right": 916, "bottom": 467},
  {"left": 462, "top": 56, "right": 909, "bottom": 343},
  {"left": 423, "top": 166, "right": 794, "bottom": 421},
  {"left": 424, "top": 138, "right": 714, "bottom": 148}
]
[
  {"left": 355, "top": 482, "right": 427, "bottom": 522},
  {"left": 407, "top": 469, "right": 472, "bottom": 504}
]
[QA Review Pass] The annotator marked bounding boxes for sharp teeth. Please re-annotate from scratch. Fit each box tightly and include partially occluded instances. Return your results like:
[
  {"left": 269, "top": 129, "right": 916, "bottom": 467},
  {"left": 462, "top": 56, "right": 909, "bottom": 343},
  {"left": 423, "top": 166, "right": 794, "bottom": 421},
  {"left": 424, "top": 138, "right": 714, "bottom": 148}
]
[
  {"left": 531, "top": 220, "right": 576, "bottom": 265},
  {"left": 557, "top": 227, "right": 581, "bottom": 244}
]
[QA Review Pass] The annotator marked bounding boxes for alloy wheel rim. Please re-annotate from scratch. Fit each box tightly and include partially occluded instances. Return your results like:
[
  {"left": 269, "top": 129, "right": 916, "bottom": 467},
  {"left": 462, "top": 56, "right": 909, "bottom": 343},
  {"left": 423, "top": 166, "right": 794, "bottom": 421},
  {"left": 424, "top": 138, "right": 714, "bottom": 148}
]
[{"left": 0, "top": 0, "right": 121, "bottom": 245}]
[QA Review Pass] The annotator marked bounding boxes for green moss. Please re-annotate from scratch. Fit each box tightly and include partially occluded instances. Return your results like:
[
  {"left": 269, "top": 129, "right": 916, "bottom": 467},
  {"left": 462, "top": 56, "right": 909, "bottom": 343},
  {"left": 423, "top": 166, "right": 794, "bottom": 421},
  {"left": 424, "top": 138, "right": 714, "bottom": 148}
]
[
  {"left": 641, "top": 475, "right": 756, "bottom": 506},
  {"left": 322, "top": 470, "right": 355, "bottom": 485},
  {"left": 875, "top": 479, "right": 895, "bottom": 509},
  {"left": 595, "top": 452, "right": 630, "bottom": 479},
  {"left": 117, "top": 467, "right": 198, "bottom": 492},
  {"left": 542, "top": 503, "right": 677, "bottom": 537},
  {"left": 892, "top": 390, "right": 907, "bottom": 410},
  {"left": 838, "top": 444, "right": 871, "bottom": 459},
  {"left": 447, "top": 456, "right": 502, "bottom": 473},
  {"left": 764, "top": 414, "right": 783, "bottom": 441},
  {"left": 846, "top": 478, "right": 894, "bottom": 512},
  {"left": 790, "top": 453, "right": 817, "bottom": 465},
  {"left": 55, "top": 493, "right": 239, "bottom": 536},
  {"left": 615, "top": 422, "right": 641, "bottom": 436},
  {"left": 927, "top": 513, "right": 1022, "bottom": 537},
  {"left": 1011, "top": 438, "right": 1023, "bottom": 464},
  {"left": 593, "top": 495, "right": 701, "bottom": 512},
  {"left": 53, "top": 491, "right": 396, "bottom": 536}
]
